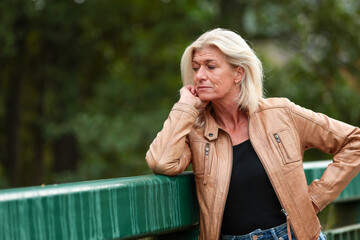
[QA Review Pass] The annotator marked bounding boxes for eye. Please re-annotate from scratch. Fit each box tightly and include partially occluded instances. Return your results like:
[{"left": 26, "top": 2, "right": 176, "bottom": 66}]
[
  {"left": 208, "top": 65, "right": 216, "bottom": 70},
  {"left": 192, "top": 66, "right": 199, "bottom": 71}
]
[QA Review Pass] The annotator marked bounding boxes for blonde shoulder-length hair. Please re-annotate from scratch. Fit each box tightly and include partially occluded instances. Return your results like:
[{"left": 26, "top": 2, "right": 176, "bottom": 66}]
[{"left": 180, "top": 28, "right": 263, "bottom": 115}]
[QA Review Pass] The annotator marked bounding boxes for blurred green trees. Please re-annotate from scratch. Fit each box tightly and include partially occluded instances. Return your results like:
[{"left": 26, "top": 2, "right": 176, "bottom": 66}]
[{"left": 0, "top": 0, "right": 359, "bottom": 188}]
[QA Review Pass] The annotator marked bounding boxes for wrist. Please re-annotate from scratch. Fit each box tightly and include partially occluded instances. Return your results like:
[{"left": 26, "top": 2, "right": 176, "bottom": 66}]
[{"left": 178, "top": 97, "right": 195, "bottom": 107}]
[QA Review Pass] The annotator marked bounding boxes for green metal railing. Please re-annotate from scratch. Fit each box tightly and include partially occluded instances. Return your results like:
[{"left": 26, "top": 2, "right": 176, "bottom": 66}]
[
  {"left": 0, "top": 161, "right": 359, "bottom": 240},
  {"left": 304, "top": 161, "right": 360, "bottom": 240},
  {"left": 304, "top": 161, "right": 360, "bottom": 202},
  {"left": 0, "top": 174, "right": 199, "bottom": 240},
  {"left": 326, "top": 223, "right": 360, "bottom": 240}
]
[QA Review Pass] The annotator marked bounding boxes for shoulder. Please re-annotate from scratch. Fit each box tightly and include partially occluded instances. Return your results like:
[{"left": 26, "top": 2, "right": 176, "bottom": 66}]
[{"left": 255, "top": 97, "right": 293, "bottom": 113}]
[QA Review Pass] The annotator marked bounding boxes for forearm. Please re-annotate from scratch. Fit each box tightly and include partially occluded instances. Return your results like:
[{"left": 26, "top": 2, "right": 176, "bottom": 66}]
[
  {"left": 146, "top": 102, "right": 199, "bottom": 175},
  {"left": 308, "top": 127, "right": 360, "bottom": 210}
]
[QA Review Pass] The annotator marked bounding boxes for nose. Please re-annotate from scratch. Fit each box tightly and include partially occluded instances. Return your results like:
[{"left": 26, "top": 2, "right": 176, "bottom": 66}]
[{"left": 195, "top": 66, "right": 206, "bottom": 82}]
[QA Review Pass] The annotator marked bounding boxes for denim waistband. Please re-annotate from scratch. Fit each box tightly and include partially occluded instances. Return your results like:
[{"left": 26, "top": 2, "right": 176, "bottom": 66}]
[{"left": 221, "top": 222, "right": 292, "bottom": 240}]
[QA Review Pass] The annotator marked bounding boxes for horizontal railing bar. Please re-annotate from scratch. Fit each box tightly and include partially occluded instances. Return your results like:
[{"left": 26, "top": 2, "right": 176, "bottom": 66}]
[
  {"left": 0, "top": 173, "right": 199, "bottom": 240},
  {"left": 325, "top": 223, "right": 360, "bottom": 234},
  {"left": 0, "top": 160, "right": 359, "bottom": 240}
]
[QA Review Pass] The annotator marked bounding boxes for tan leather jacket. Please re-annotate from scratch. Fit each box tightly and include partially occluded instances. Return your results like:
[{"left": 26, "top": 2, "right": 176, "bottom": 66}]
[{"left": 146, "top": 98, "right": 360, "bottom": 240}]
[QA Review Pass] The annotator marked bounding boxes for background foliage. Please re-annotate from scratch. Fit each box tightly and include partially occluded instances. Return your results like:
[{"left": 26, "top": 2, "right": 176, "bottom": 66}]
[{"left": 0, "top": 0, "right": 359, "bottom": 189}]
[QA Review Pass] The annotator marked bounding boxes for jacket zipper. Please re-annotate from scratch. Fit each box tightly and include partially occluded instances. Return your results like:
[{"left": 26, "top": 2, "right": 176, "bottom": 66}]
[
  {"left": 203, "top": 143, "right": 210, "bottom": 185},
  {"left": 273, "top": 133, "right": 290, "bottom": 161},
  {"left": 281, "top": 209, "right": 292, "bottom": 240}
]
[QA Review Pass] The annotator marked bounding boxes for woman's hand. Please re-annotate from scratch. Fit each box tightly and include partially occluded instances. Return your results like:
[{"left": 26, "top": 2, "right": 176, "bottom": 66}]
[{"left": 179, "top": 85, "right": 208, "bottom": 109}]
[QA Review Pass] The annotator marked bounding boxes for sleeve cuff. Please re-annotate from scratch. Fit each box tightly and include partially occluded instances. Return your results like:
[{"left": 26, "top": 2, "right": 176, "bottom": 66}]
[
  {"left": 308, "top": 184, "right": 325, "bottom": 211},
  {"left": 171, "top": 102, "right": 200, "bottom": 119}
]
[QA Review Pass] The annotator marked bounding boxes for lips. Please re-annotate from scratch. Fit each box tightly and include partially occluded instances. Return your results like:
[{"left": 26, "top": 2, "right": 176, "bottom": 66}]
[{"left": 197, "top": 86, "right": 212, "bottom": 91}]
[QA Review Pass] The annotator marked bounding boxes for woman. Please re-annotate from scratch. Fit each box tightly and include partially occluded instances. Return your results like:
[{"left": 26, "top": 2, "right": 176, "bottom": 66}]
[{"left": 145, "top": 28, "right": 360, "bottom": 240}]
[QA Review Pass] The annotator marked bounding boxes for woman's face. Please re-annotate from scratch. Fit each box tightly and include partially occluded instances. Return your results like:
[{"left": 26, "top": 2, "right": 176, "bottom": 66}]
[{"left": 192, "top": 45, "right": 242, "bottom": 103}]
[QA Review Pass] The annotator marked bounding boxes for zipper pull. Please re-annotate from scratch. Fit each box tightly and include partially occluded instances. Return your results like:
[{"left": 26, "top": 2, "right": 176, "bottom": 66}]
[
  {"left": 203, "top": 143, "right": 210, "bottom": 185},
  {"left": 281, "top": 209, "right": 288, "bottom": 217},
  {"left": 274, "top": 133, "right": 290, "bottom": 160},
  {"left": 205, "top": 143, "right": 209, "bottom": 156},
  {"left": 274, "top": 133, "right": 281, "bottom": 143}
]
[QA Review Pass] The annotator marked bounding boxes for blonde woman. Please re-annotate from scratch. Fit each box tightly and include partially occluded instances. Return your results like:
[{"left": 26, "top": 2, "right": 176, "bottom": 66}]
[{"left": 146, "top": 28, "right": 360, "bottom": 240}]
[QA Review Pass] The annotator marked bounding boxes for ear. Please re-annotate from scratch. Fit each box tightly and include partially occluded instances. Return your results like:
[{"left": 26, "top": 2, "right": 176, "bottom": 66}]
[{"left": 234, "top": 67, "right": 244, "bottom": 84}]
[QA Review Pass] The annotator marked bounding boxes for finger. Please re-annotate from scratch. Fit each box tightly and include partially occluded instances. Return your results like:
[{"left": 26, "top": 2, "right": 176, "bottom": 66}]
[
  {"left": 185, "top": 84, "right": 192, "bottom": 90},
  {"left": 181, "top": 85, "right": 191, "bottom": 94},
  {"left": 189, "top": 85, "right": 196, "bottom": 95}
]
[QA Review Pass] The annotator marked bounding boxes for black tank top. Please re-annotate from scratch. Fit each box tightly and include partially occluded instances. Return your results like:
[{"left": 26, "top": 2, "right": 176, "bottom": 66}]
[{"left": 221, "top": 140, "right": 286, "bottom": 235}]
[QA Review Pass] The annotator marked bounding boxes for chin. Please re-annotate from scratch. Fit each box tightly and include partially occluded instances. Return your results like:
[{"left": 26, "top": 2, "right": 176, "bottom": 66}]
[
  {"left": 199, "top": 95, "right": 212, "bottom": 102},
  {"left": 198, "top": 93, "right": 215, "bottom": 102}
]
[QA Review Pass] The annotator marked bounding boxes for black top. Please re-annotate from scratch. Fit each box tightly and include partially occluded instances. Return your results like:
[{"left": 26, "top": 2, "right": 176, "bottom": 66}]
[{"left": 221, "top": 140, "right": 286, "bottom": 235}]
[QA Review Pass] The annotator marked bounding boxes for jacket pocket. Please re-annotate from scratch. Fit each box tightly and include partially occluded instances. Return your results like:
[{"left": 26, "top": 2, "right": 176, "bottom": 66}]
[
  {"left": 190, "top": 140, "right": 213, "bottom": 181},
  {"left": 270, "top": 129, "right": 301, "bottom": 164}
]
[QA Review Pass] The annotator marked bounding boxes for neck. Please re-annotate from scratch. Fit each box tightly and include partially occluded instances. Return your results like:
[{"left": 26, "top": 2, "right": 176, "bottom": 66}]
[{"left": 212, "top": 100, "right": 247, "bottom": 131}]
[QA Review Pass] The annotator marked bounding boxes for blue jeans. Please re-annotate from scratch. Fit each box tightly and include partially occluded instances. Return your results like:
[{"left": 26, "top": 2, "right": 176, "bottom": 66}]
[{"left": 221, "top": 222, "right": 327, "bottom": 240}]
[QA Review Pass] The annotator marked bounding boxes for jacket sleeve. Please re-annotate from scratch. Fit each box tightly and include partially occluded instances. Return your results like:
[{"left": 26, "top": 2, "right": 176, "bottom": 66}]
[
  {"left": 145, "top": 102, "right": 199, "bottom": 176},
  {"left": 287, "top": 100, "right": 360, "bottom": 211}
]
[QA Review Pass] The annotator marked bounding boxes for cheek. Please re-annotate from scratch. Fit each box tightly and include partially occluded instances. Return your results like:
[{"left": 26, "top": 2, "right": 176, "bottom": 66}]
[
  {"left": 218, "top": 73, "right": 235, "bottom": 87},
  {"left": 211, "top": 78, "right": 225, "bottom": 90}
]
